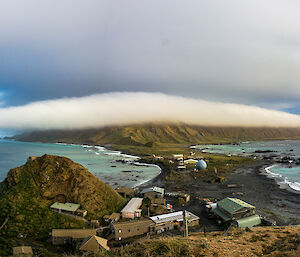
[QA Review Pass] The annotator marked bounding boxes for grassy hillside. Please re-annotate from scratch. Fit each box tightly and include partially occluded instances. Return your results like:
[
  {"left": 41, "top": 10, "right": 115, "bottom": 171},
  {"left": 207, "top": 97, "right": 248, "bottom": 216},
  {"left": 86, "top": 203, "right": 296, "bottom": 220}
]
[
  {"left": 95, "top": 226, "right": 300, "bottom": 257},
  {"left": 0, "top": 155, "right": 125, "bottom": 256},
  {"left": 11, "top": 124, "right": 300, "bottom": 146}
]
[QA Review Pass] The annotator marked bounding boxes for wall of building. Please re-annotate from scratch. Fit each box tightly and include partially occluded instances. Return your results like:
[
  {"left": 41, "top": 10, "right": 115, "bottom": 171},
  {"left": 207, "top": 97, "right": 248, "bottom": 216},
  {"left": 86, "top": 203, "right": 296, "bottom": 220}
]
[
  {"left": 113, "top": 221, "right": 152, "bottom": 240},
  {"left": 52, "top": 236, "right": 71, "bottom": 245}
]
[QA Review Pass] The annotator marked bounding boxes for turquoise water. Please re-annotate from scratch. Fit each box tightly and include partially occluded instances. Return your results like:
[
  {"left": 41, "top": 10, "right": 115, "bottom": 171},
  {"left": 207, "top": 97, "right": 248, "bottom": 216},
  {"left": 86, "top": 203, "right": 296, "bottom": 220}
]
[
  {"left": 196, "top": 140, "right": 300, "bottom": 191},
  {"left": 0, "top": 140, "right": 161, "bottom": 188}
]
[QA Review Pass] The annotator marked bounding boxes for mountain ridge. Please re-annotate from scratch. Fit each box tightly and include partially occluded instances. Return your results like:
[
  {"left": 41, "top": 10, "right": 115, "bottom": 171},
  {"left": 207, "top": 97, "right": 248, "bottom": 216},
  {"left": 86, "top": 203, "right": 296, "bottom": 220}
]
[{"left": 10, "top": 124, "right": 300, "bottom": 146}]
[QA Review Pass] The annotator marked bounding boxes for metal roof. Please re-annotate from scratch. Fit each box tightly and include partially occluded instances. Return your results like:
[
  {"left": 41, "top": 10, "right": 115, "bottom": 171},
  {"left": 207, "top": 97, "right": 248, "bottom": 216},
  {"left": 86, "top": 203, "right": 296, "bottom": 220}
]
[
  {"left": 13, "top": 246, "right": 33, "bottom": 255},
  {"left": 214, "top": 208, "right": 231, "bottom": 222},
  {"left": 113, "top": 219, "right": 154, "bottom": 230},
  {"left": 121, "top": 198, "right": 143, "bottom": 213},
  {"left": 50, "top": 202, "right": 80, "bottom": 212},
  {"left": 141, "top": 186, "right": 164, "bottom": 195},
  {"left": 217, "top": 198, "right": 255, "bottom": 214},
  {"left": 150, "top": 211, "right": 199, "bottom": 224},
  {"left": 52, "top": 229, "right": 96, "bottom": 238},
  {"left": 233, "top": 214, "right": 261, "bottom": 228},
  {"left": 80, "top": 235, "right": 110, "bottom": 251}
]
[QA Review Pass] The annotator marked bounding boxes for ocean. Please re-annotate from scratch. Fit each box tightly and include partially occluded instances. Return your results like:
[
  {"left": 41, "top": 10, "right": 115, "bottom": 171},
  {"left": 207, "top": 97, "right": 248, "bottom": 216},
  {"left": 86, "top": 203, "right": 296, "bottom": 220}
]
[
  {"left": 0, "top": 140, "right": 161, "bottom": 188},
  {"left": 196, "top": 140, "right": 300, "bottom": 191}
]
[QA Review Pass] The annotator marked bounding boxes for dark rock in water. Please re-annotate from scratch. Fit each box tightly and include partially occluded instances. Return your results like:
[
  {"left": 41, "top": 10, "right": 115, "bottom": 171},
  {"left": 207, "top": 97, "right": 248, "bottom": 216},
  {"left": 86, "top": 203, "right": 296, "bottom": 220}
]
[
  {"left": 263, "top": 156, "right": 271, "bottom": 160},
  {"left": 136, "top": 175, "right": 139, "bottom": 178},
  {"left": 254, "top": 150, "right": 277, "bottom": 153},
  {"left": 111, "top": 165, "right": 117, "bottom": 167},
  {"left": 122, "top": 170, "right": 132, "bottom": 173},
  {"left": 290, "top": 149, "right": 294, "bottom": 151}
]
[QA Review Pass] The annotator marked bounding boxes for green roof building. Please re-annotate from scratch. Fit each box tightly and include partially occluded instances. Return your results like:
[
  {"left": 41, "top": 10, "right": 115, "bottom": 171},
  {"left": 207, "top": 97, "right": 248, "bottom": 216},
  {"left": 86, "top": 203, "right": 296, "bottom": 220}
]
[
  {"left": 214, "top": 198, "right": 256, "bottom": 222},
  {"left": 233, "top": 214, "right": 261, "bottom": 228},
  {"left": 50, "top": 202, "right": 80, "bottom": 214}
]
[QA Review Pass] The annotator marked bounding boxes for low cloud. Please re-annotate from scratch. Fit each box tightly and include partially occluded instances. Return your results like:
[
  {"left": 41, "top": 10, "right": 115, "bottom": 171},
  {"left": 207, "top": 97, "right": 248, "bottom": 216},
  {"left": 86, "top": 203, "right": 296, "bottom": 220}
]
[{"left": 0, "top": 92, "right": 299, "bottom": 130}]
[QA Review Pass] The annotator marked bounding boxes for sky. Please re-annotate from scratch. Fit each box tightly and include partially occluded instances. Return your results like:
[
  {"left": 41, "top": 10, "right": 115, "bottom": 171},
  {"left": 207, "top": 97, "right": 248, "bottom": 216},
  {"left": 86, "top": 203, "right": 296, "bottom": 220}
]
[{"left": 0, "top": 0, "right": 300, "bottom": 133}]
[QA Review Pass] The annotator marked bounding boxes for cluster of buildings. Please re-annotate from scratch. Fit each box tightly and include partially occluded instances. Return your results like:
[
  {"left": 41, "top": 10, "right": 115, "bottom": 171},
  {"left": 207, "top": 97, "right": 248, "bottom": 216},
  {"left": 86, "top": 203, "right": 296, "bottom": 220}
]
[
  {"left": 13, "top": 183, "right": 262, "bottom": 255},
  {"left": 42, "top": 185, "right": 198, "bottom": 254},
  {"left": 112, "top": 210, "right": 199, "bottom": 241},
  {"left": 172, "top": 154, "right": 207, "bottom": 171}
]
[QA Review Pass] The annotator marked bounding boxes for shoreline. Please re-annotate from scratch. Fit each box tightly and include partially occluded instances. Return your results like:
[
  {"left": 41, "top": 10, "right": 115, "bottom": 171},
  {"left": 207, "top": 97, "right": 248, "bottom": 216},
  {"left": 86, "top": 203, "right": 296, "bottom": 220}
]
[
  {"left": 261, "top": 164, "right": 300, "bottom": 194},
  {"left": 58, "top": 142, "right": 163, "bottom": 188},
  {"left": 0, "top": 140, "right": 162, "bottom": 188}
]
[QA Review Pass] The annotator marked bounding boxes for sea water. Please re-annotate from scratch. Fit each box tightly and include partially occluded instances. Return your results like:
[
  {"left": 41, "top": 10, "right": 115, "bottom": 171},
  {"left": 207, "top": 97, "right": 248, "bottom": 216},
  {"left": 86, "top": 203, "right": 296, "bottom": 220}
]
[
  {"left": 196, "top": 140, "right": 300, "bottom": 191},
  {"left": 0, "top": 140, "right": 161, "bottom": 188}
]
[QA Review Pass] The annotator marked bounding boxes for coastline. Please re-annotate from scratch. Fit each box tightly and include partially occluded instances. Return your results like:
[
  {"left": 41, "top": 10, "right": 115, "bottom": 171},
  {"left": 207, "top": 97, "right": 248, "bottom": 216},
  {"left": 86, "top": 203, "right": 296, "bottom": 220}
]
[
  {"left": 58, "top": 142, "right": 163, "bottom": 188},
  {"left": 261, "top": 164, "right": 300, "bottom": 194},
  {"left": 2, "top": 139, "right": 300, "bottom": 225},
  {"left": 0, "top": 140, "right": 162, "bottom": 188}
]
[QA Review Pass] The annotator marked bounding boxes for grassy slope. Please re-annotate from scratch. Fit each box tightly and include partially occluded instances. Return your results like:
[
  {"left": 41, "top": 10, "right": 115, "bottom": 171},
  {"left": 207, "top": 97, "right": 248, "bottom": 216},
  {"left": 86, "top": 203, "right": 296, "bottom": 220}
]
[
  {"left": 95, "top": 227, "right": 300, "bottom": 257},
  {"left": 0, "top": 155, "right": 126, "bottom": 256},
  {"left": 12, "top": 124, "right": 300, "bottom": 146}
]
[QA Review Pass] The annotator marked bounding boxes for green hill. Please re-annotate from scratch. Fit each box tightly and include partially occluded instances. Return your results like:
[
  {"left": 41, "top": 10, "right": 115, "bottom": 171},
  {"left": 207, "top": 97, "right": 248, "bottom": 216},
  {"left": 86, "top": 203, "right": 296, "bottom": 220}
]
[
  {"left": 11, "top": 124, "right": 300, "bottom": 146},
  {"left": 0, "top": 155, "right": 125, "bottom": 256}
]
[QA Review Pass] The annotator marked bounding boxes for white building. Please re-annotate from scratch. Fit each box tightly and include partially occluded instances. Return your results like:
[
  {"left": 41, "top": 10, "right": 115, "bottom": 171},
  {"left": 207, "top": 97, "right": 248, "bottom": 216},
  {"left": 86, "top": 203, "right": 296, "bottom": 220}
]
[{"left": 121, "top": 198, "right": 143, "bottom": 219}]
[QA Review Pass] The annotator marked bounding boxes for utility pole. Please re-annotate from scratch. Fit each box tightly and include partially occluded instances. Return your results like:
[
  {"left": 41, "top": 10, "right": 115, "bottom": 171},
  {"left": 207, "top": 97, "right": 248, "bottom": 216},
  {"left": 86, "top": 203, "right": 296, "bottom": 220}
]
[{"left": 183, "top": 210, "right": 189, "bottom": 237}]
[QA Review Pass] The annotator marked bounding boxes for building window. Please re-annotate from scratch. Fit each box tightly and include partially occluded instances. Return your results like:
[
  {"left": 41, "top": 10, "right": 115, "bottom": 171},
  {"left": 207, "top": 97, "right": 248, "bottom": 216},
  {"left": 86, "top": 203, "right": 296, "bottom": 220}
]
[{"left": 128, "top": 229, "right": 130, "bottom": 232}]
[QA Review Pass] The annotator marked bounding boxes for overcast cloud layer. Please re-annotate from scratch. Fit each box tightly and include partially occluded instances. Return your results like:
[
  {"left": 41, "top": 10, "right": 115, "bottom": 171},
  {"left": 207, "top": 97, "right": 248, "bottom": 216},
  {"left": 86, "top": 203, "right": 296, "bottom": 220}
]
[
  {"left": 0, "top": 0, "right": 300, "bottom": 113},
  {"left": 0, "top": 92, "right": 299, "bottom": 130}
]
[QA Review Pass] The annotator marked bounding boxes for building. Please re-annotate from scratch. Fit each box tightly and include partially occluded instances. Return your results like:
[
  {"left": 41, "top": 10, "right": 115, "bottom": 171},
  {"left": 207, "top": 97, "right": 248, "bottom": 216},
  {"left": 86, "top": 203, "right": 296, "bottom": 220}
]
[
  {"left": 112, "top": 219, "right": 154, "bottom": 240},
  {"left": 13, "top": 246, "right": 33, "bottom": 256},
  {"left": 79, "top": 235, "right": 110, "bottom": 252},
  {"left": 166, "top": 192, "right": 190, "bottom": 203},
  {"left": 103, "top": 212, "right": 121, "bottom": 223},
  {"left": 50, "top": 202, "right": 80, "bottom": 214},
  {"left": 233, "top": 214, "right": 261, "bottom": 228},
  {"left": 214, "top": 198, "right": 256, "bottom": 223},
  {"left": 141, "top": 186, "right": 165, "bottom": 198},
  {"left": 116, "top": 187, "right": 137, "bottom": 198},
  {"left": 177, "top": 165, "right": 186, "bottom": 171},
  {"left": 173, "top": 154, "right": 184, "bottom": 160},
  {"left": 149, "top": 211, "right": 199, "bottom": 234},
  {"left": 121, "top": 198, "right": 143, "bottom": 219},
  {"left": 51, "top": 229, "right": 96, "bottom": 245},
  {"left": 50, "top": 202, "right": 87, "bottom": 217},
  {"left": 184, "top": 159, "right": 198, "bottom": 165}
]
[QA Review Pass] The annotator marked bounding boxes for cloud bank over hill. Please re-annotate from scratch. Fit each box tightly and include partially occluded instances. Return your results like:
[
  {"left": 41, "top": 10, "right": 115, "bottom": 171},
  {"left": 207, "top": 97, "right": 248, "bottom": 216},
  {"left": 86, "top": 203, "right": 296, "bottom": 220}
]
[
  {"left": 0, "top": 0, "right": 300, "bottom": 113},
  {"left": 0, "top": 92, "right": 299, "bottom": 130}
]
